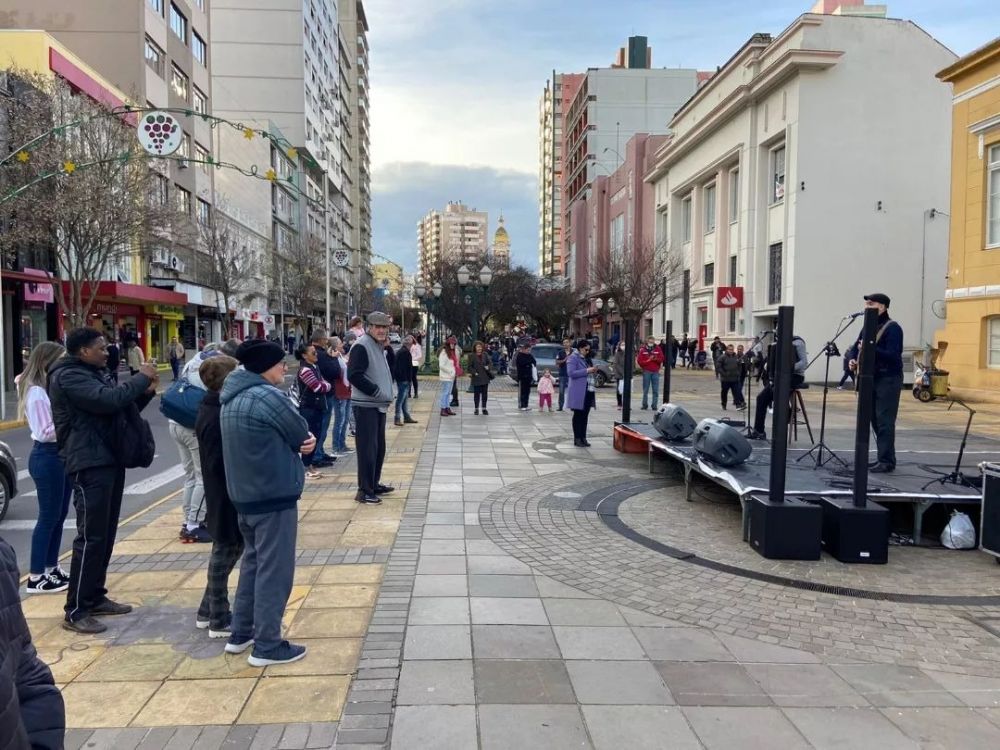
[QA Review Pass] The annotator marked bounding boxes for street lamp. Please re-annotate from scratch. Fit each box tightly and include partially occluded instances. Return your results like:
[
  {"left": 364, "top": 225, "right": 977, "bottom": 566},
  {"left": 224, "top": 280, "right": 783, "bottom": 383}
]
[
  {"left": 457, "top": 264, "right": 492, "bottom": 347},
  {"left": 594, "top": 296, "right": 615, "bottom": 355}
]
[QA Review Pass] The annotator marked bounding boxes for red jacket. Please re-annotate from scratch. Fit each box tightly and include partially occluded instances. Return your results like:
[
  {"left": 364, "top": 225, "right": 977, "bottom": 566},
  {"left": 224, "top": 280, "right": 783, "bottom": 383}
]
[{"left": 636, "top": 345, "right": 665, "bottom": 373}]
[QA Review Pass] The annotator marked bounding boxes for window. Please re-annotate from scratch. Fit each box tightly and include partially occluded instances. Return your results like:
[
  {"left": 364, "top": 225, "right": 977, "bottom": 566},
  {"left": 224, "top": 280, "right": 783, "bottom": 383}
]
[
  {"left": 170, "top": 3, "right": 187, "bottom": 43},
  {"left": 704, "top": 183, "right": 716, "bottom": 233},
  {"left": 610, "top": 213, "right": 625, "bottom": 253},
  {"left": 197, "top": 199, "right": 210, "bottom": 225},
  {"left": 192, "top": 32, "right": 207, "bottom": 66},
  {"left": 682, "top": 270, "right": 691, "bottom": 332},
  {"left": 193, "top": 87, "right": 207, "bottom": 115},
  {"left": 768, "top": 242, "right": 783, "bottom": 305},
  {"left": 148, "top": 0, "right": 164, "bottom": 14},
  {"left": 990, "top": 317, "right": 1000, "bottom": 368},
  {"left": 703, "top": 263, "right": 714, "bottom": 286},
  {"left": 681, "top": 197, "right": 692, "bottom": 242},
  {"left": 729, "top": 307, "right": 737, "bottom": 333},
  {"left": 192, "top": 0, "right": 204, "bottom": 9},
  {"left": 729, "top": 169, "right": 739, "bottom": 223},
  {"left": 150, "top": 173, "right": 169, "bottom": 206},
  {"left": 144, "top": 37, "right": 164, "bottom": 77},
  {"left": 170, "top": 64, "right": 189, "bottom": 100},
  {"left": 989, "top": 144, "right": 1000, "bottom": 247},
  {"left": 729, "top": 255, "right": 738, "bottom": 285},
  {"left": 195, "top": 143, "right": 210, "bottom": 172},
  {"left": 178, "top": 132, "right": 191, "bottom": 159},
  {"left": 175, "top": 185, "right": 191, "bottom": 216},
  {"left": 771, "top": 146, "right": 786, "bottom": 203}
]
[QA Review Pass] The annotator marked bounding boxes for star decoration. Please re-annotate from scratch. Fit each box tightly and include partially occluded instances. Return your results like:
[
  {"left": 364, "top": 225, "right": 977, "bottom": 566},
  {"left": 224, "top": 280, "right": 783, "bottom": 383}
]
[
  {"left": 62, "top": 161, "right": 76, "bottom": 174},
  {"left": 286, "top": 147, "right": 298, "bottom": 160},
  {"left": 16, "top": 151, "right": 30, "bottom": 163},
  {"left": 264, "top": 168, "right": 277, "bottom": 182},
  {"left": 243, "top": 128, "right": 255, "bottom": 140}
]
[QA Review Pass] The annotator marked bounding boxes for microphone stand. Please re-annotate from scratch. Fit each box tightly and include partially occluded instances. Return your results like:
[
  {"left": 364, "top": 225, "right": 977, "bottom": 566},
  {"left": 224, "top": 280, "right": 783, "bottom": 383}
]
[
  {"left": 797, "top": 315, "right": 855, "bottom": 469},
  {"left": 743, "top": 331, "right": 773, "bottom": 438},
  {"left": 921, "top": 398, "right": 978, "bottom": 490}
]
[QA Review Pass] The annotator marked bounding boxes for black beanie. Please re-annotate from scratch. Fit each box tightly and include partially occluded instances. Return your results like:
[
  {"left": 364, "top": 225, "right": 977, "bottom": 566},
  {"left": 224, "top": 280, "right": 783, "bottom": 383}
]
[{"left": 235, "top": 339, "right": 285, "bottom": 374}]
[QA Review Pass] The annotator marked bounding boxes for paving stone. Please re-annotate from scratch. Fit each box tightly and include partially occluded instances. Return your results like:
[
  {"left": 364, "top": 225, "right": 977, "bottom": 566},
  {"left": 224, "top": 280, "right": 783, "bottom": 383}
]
[
  {"left": 534, "top": 576, "right": 598, "bottom": 599},
  {"left": 220, "top": 725, "right": 258, "bottom": 749},
  {"left": 744, "top": 664, "right": 870, "bottom": 707},
  {"left": 467, "top": 555, "right": 532, "bottom": 575},
  {"left": 470, "top": 597, "right": 548, "bottom": 625},
  {"left": 474, "top": 659, "right": 576, "bottom": 704},
  {"left": 468, "top": 574, "right": 540, "bottom": 598},
  {"left": 582, "top": 706, "right": 702, "bottom": 750},
  {"left": 656, "top": 662, "right": 771, "bottom": 707},
  {"left": 552, "top": 626, "right": 646, "bottom": 660},
  {"left": 881, "top": 707, "right": 1000, "bottom": 747},
  {"left": 277, "top": 723, "right": 310, "bottom": 749},
  {"left": 716, "top": 633, "right": 820, "bottom": 664},
  {"left": 192, "top": 726, "right": 230, "bottom": 750},
  {"left": 397, "top": 660, "right": 475, "bottom": 705},
  {"left": 921, "top": 669, "right": 1000, "bottom": 708},
  {"left": 415, "top": 555, "right": 466, "bottom": 575},
  {"left": 403, "top": 625, "right": 472, "bottom": 659},
  {"left": 138, "top": 727, "right": 179, "bottom": 750},
  {"left": 832, "top": 664, "right": 963, "bottom": 707},
  {"left": 632, "top": 627, "right": 735, "bottom": 662},
  {"left": 784, "top": 707, "right": 921, "bottom": 749},
  {"left": 543, "top": 598, "right": 626, "bottom": 626},
  {"left": 407, "top": 596, "right": 470, "bottom": 625},
  {"left": 471, "top": 625, "right": 561, "bottom": 659},
  {"left": 683, "top": 707, "right": 812, "bottom": 750},
  {"left": 412, "top": 574, "right": 468, "bottom": 597},
  {"left": 63, "top": 729, "right": 94, "bottom": 750},
  {"left": 390, "top": 706, "right": 478, "bottom": 749},
  {"left": 567, "top": 660, "right": 673, "bottom": 705},
  {"left": 478, "top": 705, "right": 592, "bottom": 749},
  {"left": 420, "top": 525, "right": 466, "bottom": 539}
]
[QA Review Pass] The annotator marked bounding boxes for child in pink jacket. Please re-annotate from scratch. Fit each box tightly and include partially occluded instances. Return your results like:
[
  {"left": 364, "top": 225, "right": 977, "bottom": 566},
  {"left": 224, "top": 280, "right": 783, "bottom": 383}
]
[{"left": 538, "top": 369, "right": 555, "bottom": 412}]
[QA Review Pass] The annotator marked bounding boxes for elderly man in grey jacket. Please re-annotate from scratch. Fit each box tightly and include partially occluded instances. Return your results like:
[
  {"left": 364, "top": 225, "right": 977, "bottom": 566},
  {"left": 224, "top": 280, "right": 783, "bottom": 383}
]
[{"left": 347, "top": 312, "right": 395, "bottom": 504}]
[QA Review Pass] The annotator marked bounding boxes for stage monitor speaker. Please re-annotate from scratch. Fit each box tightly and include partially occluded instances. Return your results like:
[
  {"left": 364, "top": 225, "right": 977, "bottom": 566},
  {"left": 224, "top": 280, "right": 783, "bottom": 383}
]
[
  {"left": 653, "top": 404, "right": 697, "bottom": 441},
  {"left": 693, "top": 419, "right": 752, "bottom": 467},
  {"left": 818, "top": 496, "right": 889, "bottom": 564},
  {"left": 747, "top": 495, "right": 822, "bottom": 560},
  {"left": 981, "top": 463, "right": 1000, "bottom": 558}
]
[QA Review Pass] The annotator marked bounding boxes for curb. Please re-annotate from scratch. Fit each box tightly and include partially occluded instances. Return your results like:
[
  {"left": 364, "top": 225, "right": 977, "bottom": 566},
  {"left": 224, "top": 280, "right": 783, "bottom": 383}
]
[{"left": 0, "top": 419, "right": 26, "bottom": 432}]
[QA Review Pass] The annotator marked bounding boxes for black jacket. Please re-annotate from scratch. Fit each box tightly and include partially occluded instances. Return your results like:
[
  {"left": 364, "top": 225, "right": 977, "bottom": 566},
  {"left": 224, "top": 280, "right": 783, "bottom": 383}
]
[
  {"left": 514, "top": 351, "right": 536, "bottom": 381},
  {"left": 0, "top": 538, "right": 64, "bottom": 750},
  {"left": 384, "top": 346, "right": 396, "bottom": 380},
  {"left": 393, "top": 347, "right": 413, "bottom": 383},
  {"left": 467, "top": 352, "right": 493, "bottom": 386},
  {"left": 48, "top": 357, "right": 153, "bottom": 474},
  {"left": 315, "top": 348, "right": 339, "bottom": 384},
  {"left": 195, "top": 391, "right": 240, "bottom": 545}
]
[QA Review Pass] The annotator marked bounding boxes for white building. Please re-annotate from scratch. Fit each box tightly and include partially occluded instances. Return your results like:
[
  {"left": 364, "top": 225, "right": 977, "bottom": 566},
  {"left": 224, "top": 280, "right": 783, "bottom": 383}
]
[
  {"left": 417, "top": 202, "right": 489, "bottom": 283},
  {"left": 645, "top": 13, "right": 956, "bottom": 378}
]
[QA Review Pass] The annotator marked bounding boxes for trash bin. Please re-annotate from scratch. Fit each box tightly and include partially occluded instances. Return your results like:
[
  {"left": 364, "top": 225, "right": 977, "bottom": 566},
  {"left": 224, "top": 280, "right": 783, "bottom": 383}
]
[{"left": 930, "top": 370, "right": 949, "bottom": 398}]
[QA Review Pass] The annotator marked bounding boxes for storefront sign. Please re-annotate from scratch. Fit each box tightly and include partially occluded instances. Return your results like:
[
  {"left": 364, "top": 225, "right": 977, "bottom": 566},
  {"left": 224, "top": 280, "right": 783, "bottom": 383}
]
[
  {"left": 23, "top": 278, "right": 54, "bottom": 303},
  {"left": 91, "top": 302, "right": 118, "bottom": 316},
  {"left": 150, "top": 304, "right": 184, "bottom": 320},
  {"left": 715, "top": 286, "right": 744, "bottom": 309}
]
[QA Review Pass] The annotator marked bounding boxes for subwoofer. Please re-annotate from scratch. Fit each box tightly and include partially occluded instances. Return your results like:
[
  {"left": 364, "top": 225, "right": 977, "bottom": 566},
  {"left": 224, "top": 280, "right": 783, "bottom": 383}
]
[
  {"left": 653, "top": 404, "right": 697, "bottom": 441},
  {"left": 693, "top": 418, "right": 752, "bottom": 467},
  {"left": 983, "top": 463, "right": 1000, "bottom": 558},
  {"left": 747, "top": 495, "right": 823, "bottom": 560},
  {"left": 818, "top": 496, "right": 889, "bottom": 564}
]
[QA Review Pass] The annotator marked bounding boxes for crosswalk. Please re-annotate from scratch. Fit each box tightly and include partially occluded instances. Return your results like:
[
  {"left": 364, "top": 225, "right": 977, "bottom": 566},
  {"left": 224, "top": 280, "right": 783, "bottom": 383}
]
[{"left": 8, "top": 463, "right": 185, "bottom": 500}]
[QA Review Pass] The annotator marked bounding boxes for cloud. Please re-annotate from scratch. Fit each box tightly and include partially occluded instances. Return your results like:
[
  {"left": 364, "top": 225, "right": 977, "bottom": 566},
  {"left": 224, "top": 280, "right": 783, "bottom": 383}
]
[{"left": 371, "top": 162, "right": 537, "bottom": 273}]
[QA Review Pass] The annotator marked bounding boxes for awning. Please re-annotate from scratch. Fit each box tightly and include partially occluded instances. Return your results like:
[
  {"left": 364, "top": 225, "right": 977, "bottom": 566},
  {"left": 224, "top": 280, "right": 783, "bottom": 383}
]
[{"left": 61, "top": 281, "right": 187, "bottom": 306}]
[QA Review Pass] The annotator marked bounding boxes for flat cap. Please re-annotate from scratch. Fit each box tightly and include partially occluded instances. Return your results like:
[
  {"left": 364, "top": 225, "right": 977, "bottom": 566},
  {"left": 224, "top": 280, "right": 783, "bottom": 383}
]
[
  {"left": 367, "top": 311, "right": 392, "bottom": 326},
  {"left": 864, "top": 292, "right": 890, "bottom": 307}
]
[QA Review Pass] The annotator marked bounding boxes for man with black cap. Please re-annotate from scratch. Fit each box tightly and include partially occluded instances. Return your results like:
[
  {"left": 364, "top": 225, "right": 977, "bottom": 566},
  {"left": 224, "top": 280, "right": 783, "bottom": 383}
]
[
  {"left": 348, "top": 312, "right": 395, "bottom": 504},
  {"left": 851, "top": 293, "right": 903, "bottom": 473},
  {"left": 220, "top": 339, "right": 315, "bottom": 666}
]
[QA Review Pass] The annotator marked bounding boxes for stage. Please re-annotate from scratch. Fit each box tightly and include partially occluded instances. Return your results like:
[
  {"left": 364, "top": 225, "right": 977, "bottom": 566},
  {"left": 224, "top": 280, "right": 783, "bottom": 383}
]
[{"left": 620, "top": 422, "right": 983, "bottom": 545}]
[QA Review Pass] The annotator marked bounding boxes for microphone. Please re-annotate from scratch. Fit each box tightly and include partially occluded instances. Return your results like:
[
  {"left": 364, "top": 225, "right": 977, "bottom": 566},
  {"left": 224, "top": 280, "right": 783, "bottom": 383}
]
[{"left": 845, "top": 311, "right": 863, "bottom": 320}]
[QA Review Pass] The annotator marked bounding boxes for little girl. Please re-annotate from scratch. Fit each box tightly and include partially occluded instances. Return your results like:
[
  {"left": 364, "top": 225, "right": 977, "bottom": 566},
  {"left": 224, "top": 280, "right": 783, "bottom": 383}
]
[{"left": 537, "top": 369, "right": 555, "bottom": 412}]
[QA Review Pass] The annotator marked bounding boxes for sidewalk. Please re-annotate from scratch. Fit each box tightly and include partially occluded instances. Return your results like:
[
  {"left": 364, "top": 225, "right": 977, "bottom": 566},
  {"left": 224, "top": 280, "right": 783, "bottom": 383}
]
[{"left": 24, "top": 371, "right": 1000, "bottom": 748}]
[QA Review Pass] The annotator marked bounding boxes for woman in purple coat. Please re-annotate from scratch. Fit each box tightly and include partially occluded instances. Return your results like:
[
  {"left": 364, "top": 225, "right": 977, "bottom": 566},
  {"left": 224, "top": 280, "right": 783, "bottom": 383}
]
[{"left": 566, "top": 339, "right": 598, "bottom": 447}]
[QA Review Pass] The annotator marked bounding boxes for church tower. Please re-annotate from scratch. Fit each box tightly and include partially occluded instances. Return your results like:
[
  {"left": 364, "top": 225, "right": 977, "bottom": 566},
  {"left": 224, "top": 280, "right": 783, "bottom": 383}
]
[{"left": 493, "top": 213, "right": 511, "bottom": 268}]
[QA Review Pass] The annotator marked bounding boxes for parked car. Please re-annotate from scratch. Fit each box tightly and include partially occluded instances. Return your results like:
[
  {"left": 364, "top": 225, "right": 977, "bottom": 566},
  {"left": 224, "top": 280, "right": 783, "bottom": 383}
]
[
  {"left": 388, "top": 332, "right": 401, "bottom": 345},
  {"left": 508, "top": 344, "right": 611, "bottom": 387},
  {"left": 0, "top": 440, "right": 17, "bottom": 523}
]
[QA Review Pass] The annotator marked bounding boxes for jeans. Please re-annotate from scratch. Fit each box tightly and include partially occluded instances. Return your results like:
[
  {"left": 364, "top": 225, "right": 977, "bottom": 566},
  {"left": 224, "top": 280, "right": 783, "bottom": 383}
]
[
  {"left": 518, "top": 379, "right": 531, "bottom": 409},
  {"left": 473, "top": 384, "right": 489, "bottom": 409},
  {"left": 395, "top": 381, "right": 411, "bottom": 422},
  {"left": 332, "top": 397, "right": 350, "bottom": 452},
  {"left": 231, "top": 507, "right": 297, "bottom": 654},
  {"left": 439, "top": 380, "right": 453, "bottom": 409},
  {"left": 169, "top": 421, "right": 205, "bottom": 527},
  {"left": 721, "top": 381, "right": 744, "bottom": 408},
  {"left": 354, "top": 406, "right": 386, "bottom": 495},
  {"left": 299, "top": 405, "right": 324, "bottom": 467},
  {"left": 871, "top": 374, "right": 902, "bottom": 467},
  {"left": 28, "top": 442, "right": 72, "bottom": 575},
  {"left": 170, "top": 358, "right": 180, "bottom": 380},
  {"left": 65, "top": 465, "right": 126, "bottom": 621},
  {"left": 558, "top": 376, "right": 567, "bottom": 410},
  {"left": 197, "top": 539, "right": 244, "bottom": 629},
  {"left": 641, "top": 371, "right": 660, "bottom": 409},
  {"left": 316, "top": 395, "right": 334, "bottom": 460}
]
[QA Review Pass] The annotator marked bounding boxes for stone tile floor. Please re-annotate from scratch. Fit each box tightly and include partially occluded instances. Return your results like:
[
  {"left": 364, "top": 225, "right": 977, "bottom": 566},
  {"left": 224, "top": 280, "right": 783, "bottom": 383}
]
[{"left": 26, "top": 370, "right": 1000, "bottom": 747}]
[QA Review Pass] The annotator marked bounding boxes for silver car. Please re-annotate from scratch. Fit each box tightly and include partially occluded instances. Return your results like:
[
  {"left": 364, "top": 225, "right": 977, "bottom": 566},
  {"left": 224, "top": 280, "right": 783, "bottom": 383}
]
[{"left": 508, "top": 344, "right": 611, "bottom": 387}]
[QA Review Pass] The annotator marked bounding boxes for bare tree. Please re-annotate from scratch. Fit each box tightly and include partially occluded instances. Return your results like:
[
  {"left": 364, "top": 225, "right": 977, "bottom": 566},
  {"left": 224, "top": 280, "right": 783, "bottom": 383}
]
[
  {"left": 0, "top": 69, "right": 171, "bottom": 328},
  {"left": 523, "top": 277, "right": 582, "bottom": 340},
  {"left": 273, "top": 233, "right": 325, "bottom": 329},
  {"left": 199, "top": 206, "right": 265, "bottom": 333},
  {"left": 589, "top": 240, "right": 684, "bottom": 326}
]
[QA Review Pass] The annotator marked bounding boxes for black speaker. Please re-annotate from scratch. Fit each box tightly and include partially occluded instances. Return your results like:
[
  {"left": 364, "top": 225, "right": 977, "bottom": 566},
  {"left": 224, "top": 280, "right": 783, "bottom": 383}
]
[
  {"left": 818, "top": 496, "right": 890, "bottom": 564},
  {"left": 653, "top": 403, "right": 697, "bottom": 441},
  {"left": 693, "top": 419, "right": 752, "bottom": 467},
  {"left": 747, "top": 495, "right": 822, "bottom": 560},
  {"left": 980, "top": 463, "right": 1000, "bottom": 557}
]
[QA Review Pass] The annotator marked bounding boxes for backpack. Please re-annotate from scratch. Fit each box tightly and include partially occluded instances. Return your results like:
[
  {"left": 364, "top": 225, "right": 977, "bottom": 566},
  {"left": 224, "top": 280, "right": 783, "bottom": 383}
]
[
  {"left": 118, "top": 403, "right": 156, "bottom": 469},
  {"left": 159, "top": 377, "right": 206, "bottom": 429},
  {"left": 287, "top": 378, "right": 302, "bottom": 409}
]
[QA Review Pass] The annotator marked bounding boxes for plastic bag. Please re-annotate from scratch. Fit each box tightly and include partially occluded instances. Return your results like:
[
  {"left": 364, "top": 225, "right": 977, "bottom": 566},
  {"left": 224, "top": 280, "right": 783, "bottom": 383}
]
[{"left": 940, "top": 511, "right": 976, "bottom": 550}]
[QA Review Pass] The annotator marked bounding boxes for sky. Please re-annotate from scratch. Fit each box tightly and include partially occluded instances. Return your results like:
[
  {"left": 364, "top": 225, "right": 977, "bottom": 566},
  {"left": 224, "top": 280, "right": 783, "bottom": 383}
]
[{"left": 365, "top": 0, "right": 995, "bottom": 274}]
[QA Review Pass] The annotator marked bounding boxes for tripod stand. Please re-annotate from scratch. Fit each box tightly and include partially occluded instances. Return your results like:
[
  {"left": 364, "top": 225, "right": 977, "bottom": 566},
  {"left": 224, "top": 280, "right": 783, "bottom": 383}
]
[
  {"left": 921, "top": 399, "right": 979, "bottom": 490},
  {"left": 743, "top": 331, "right": 772, "bottom": 438},
  {"left": 797, "top": 317, "right": 854, "bottom": 469}
]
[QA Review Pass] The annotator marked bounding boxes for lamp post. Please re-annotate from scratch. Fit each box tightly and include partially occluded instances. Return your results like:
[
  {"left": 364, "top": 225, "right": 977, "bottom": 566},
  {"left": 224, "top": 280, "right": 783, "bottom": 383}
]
[
  {"left": 456, "top": 264, "right": 493, "bottom": 348},
  {"left": 594, "top": 296, "right": 615, "bottom": 356},
  {"left": 415, "top": 281, "right": 443, "bottom": 372}
]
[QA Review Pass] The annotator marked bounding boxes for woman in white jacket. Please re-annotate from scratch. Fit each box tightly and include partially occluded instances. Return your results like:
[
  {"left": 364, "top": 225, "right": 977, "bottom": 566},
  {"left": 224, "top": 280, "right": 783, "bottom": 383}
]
[
  {"left": 410, "top": 337, "right": 423, "bottom": 399},
  {"left": 438, "top": 341, "right": 456, "bottom": 417}
]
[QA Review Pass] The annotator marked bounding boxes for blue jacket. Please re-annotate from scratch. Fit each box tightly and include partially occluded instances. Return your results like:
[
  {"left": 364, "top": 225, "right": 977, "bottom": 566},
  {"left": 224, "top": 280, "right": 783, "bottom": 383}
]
[
  {"left": 220, "top": 369, "right": 309, "bottom": 515},
  {"left": 872, "top": 316, "right": 904, "bottom": 378}
]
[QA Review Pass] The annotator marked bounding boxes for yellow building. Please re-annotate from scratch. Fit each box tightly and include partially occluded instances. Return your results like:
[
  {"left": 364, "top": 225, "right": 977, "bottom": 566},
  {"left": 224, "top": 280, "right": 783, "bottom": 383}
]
[
  {"left": 936, "top": 36, "right": 1000, "bottom": 400},
  {"left": 372, "top": 262, "right": 404, "bottom": 296}
]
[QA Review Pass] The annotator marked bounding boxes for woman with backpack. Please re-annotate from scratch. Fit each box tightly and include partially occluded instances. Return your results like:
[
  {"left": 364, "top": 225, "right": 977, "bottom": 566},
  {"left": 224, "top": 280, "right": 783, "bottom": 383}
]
[{"left": 295, "top": 342, "right": 332, "bottom": 478}]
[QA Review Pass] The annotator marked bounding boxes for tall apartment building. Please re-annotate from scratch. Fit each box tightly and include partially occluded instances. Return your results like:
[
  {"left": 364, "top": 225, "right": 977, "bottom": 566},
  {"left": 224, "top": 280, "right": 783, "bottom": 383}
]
[
  {"left": 417, "top": 202, "right": 489, "bottom": 283},
  {"left": 211, "top": 0, "right": 350, "bottom": 328},
  {"left": 540, "top": 37, "right": 704, "bottom": 283},
  {"left": 338, "top": 0, "right": 373, "bottom": 306},
  {"left": 0, "top": 0, "right": 221, "bottom": 355}
]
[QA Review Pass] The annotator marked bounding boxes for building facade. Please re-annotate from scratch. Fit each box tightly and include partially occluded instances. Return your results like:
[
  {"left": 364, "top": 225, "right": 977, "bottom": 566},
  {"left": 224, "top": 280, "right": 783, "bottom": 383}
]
[
  {"left": 417, "top": 202, "right": 489, "bottom": 283},
  {"left": 493, "top": 214, "right": 511, "bottom": 268},
  {"left": 645, "top": 12, "right": 955, "bottom": 378},
  {"left": 537, "top": 72, "right": 579, "bottom": 278},
  {"left": 934, "top": 36, "right": 1000, "bottom": 399}
]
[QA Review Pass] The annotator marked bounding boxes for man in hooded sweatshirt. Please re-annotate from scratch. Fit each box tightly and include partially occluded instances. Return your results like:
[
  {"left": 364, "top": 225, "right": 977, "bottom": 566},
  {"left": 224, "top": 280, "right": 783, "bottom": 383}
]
[{"left": 220, "top": 339, "right": 315, "bottom": 666}]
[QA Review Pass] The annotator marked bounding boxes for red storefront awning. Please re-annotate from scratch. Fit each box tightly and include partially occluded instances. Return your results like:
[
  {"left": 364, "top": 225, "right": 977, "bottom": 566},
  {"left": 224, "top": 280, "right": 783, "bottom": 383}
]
[{"left": 61, "top": 281, "right": 187, "bottom": 307}]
